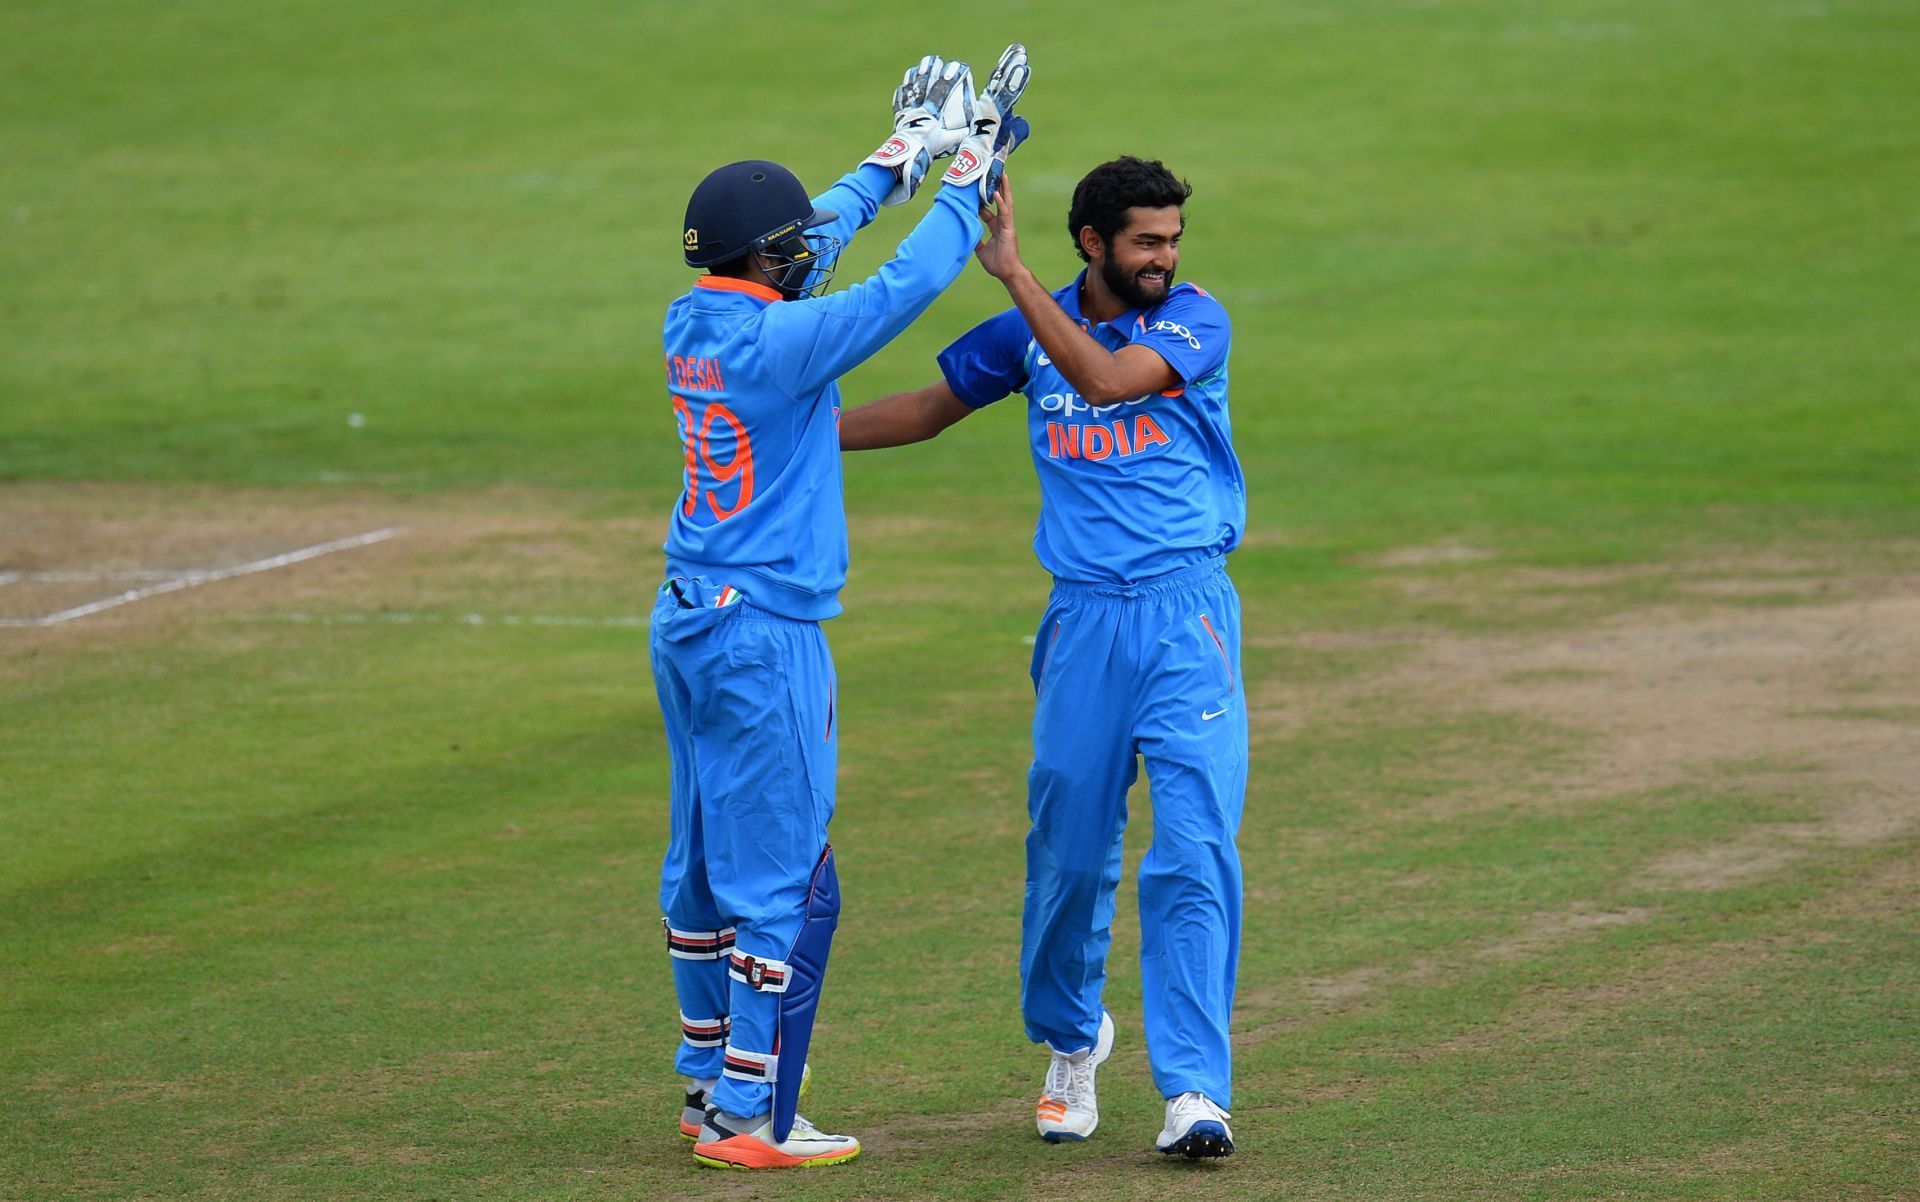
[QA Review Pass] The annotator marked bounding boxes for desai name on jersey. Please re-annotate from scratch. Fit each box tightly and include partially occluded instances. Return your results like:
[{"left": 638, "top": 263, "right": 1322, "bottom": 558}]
[{"left": 666, "top": 354, "right": 727, "bottom": 394}]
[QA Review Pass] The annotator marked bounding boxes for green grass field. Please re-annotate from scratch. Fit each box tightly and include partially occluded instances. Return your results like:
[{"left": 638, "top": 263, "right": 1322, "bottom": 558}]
[{"left": 4, "top": 2, "right": 1917, "bottom": 1198}]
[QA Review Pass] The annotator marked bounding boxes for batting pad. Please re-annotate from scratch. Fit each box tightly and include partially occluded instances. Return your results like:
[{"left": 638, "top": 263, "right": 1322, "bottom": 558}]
[{"left": 772, "top": 843, "right": 840, "bottom": 1142}]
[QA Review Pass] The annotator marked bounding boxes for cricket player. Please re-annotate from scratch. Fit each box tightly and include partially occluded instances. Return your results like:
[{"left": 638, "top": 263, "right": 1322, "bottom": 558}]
[
  {"left": 652, "top": 50, "right": 1030, "bottom": 1171},
  {"left": 840, "top": 158, "right": 1244, "bottom": 1158}
]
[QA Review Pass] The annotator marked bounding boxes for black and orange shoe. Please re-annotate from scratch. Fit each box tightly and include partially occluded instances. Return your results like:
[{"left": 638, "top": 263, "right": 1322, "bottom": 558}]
[{"left": 679, "top": 1080, "right": 714, "bottom": 1140}]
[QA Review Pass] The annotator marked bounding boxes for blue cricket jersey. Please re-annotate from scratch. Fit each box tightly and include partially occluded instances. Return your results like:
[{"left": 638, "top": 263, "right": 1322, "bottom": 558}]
[
  {"left": 661, "top": 166, "right": 983, "bottom": 620},
  {"left": 937, "top": 272, "right": 1244, "bottom": 585}
]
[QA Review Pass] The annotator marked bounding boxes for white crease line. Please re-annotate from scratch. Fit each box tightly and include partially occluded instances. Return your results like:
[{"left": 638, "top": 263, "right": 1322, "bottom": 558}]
[
  {"left": 226, "top": 611, "right": 647, "bottom": 628},
  {"left": 7, "top": 528, "right": 404, "bottom": 628},
  {"left": 8, "top": 569, "right": 184, "bottom": 583}
]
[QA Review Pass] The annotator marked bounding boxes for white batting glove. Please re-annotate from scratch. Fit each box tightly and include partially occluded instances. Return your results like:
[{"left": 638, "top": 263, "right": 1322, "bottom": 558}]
[
  {"left": 862, "top": 55, "right": 976, "bottom": 207},
  {"left": 942, "top": 45, "right": 1032, "bottom": 206}
]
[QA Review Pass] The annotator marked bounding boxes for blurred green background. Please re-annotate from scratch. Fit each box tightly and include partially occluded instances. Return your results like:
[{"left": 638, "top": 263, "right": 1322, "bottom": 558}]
[{"left": 6, "top": 1, "right": 1913, "bottom": 555}]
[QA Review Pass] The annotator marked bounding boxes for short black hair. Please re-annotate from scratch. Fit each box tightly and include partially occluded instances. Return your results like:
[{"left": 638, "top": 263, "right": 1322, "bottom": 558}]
[{"left": 1066, "top": 156, "right": 1192, "bottom": 263}]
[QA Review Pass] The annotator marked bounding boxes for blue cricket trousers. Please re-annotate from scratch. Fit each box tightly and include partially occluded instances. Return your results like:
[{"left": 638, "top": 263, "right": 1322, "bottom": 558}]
[
  {"left": 1020, "top": 557, "right": 1247, "bottom": 1107},
  {"left": 651, "top": 580, "right": 837, "bottom": 1120}
]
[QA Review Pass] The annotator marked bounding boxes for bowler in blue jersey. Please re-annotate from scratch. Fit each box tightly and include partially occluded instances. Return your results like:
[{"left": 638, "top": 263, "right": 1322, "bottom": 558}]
[
  {"left": 652, "top": 51, "right": 1031, "bottom": 1171},
  {"left": 841, "top": 158, "right": 1245, "bottom": 1159}
]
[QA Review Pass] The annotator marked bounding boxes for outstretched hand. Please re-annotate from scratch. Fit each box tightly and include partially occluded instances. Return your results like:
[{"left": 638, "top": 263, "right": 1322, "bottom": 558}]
[
  {"left": 974, "top": 173, "right": 1022, "bottom": 281},
  {"left": 940, "top": 44, "right": 1030, "bottom": 208},
  {"left": 863, "top": 55, "right": 975, "bottom": 207}
]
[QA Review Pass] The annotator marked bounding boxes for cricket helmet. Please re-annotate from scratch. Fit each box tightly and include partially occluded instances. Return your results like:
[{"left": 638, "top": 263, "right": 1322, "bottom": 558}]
[{"left": 682, "top": 160, "right": 840, "bottom": 298}]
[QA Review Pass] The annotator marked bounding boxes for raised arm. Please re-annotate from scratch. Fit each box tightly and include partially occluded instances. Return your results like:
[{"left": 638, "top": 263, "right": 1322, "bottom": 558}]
[
  {"left": 973, "top": 176, "right": 1180, "bottom": 406},
  {"left": 760, "top": 185, "right": 982, "bottom": 395},
  {"left": 805, "top": 52, "right": 976, "bottom": 262},
  {"left": 840, "top": 380, "right": 977, "bottom": 450},
  {"left": 805, "top": 164, "right": 894, "bottom": 257},
  {"left": 762, "top": 83, "right": 1031, "bottom": 395}
]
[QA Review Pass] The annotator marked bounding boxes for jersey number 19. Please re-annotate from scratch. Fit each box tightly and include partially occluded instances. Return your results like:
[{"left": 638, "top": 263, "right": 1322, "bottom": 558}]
[{"left": 672, "top": 395, "right": 755, "bottom": 521}]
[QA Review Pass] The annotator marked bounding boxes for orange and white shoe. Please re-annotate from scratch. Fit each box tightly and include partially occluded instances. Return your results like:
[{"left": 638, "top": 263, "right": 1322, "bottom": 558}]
[
  {"left": 1035, "top": 1009, "right": 1115, "bottom": 1142},
  {"left": 691, "top": 1107, "right": 859, "bottom": 1170}
]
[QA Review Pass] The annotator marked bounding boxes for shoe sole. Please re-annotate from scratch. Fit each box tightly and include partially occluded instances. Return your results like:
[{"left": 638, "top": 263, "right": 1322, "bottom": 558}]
[
  {"left": 1159, "top": 1121, "right": 1234, "bottom": 1159},
  {"left": 692, "top": 1137, "right": 861, "bottom": 1170}
]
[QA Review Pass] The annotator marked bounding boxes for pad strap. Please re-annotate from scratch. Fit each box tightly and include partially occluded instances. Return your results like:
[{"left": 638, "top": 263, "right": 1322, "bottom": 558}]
[
  {"left": 721, "top": 1043, "right": 777, "bottom": 1083},
  {"left": 728, "top": 951, "right": 792, "bottom": 993},
  {"left": 664, "top": 921, "right": 736, "bottom": 961},
  {"left": 679, "top": 1012, "right": 730, "bottom": 1048}
]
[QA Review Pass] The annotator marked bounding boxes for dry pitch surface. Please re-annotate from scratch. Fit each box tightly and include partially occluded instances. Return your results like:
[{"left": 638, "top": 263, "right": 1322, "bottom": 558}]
[
  {"left": 7, "top": 482, "right": 1915, "bottom": 920},
  {"left": 9, "top": 482, "right": 1913, "bottom": 834}
]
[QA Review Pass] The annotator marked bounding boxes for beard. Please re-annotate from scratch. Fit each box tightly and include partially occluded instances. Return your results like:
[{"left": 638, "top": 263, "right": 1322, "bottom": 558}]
[{"left": 1100, "top": 254, "right": 1174, "bottom": 310}]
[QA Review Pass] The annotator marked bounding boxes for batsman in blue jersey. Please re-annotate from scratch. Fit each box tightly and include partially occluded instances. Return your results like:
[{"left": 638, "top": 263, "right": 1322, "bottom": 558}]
[
  {"left": 841, "top": 157, "right": 1244, "bottom": 1158},
  {"left": 653, "top": 49, "right": 1030, "bottom": 1171}
]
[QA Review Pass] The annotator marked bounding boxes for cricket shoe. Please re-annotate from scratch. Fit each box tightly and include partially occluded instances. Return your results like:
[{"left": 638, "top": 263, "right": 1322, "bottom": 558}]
[
  {"left": 681, "top": 1063, "right": 810, "bottom": 1139},
  {"left": 691, "top": 1107, "right": 859, "bottom": 1170},
  {"left": 680, "top": 1078, "right": 717, "bottom": 1139},
  {"left": 1035, "top": 1009, "right": 1115, "bottom": 1142},
  {"left": 1155, "top": 1091, "right": 1234, "bottom": 1159}
]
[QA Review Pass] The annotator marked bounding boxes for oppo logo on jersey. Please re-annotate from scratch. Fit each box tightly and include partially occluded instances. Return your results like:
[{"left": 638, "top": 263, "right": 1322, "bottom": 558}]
[
  {"left": 1043, "top": 415, "right": 1171, "bottom": 461},
  {"left": 1037, "top": 391, "right": 1150, "bottom": 419},
  {"left": 1147, "top": 319, "right": 1202, "bottom": 350}
]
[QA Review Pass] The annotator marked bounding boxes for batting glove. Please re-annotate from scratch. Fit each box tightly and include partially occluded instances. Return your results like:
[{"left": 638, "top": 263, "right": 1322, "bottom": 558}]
[
  {"left": 942, "top": 44, "right": 1031, "bottom": 206},
  {"left": 862, "top": 55, "right": 975, "bottom": 207}
]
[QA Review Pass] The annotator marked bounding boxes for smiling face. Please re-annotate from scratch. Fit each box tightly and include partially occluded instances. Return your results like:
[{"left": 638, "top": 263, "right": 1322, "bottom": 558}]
[{"left": 1088, "top": 205, "right": 1184, "bottom": 311}]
